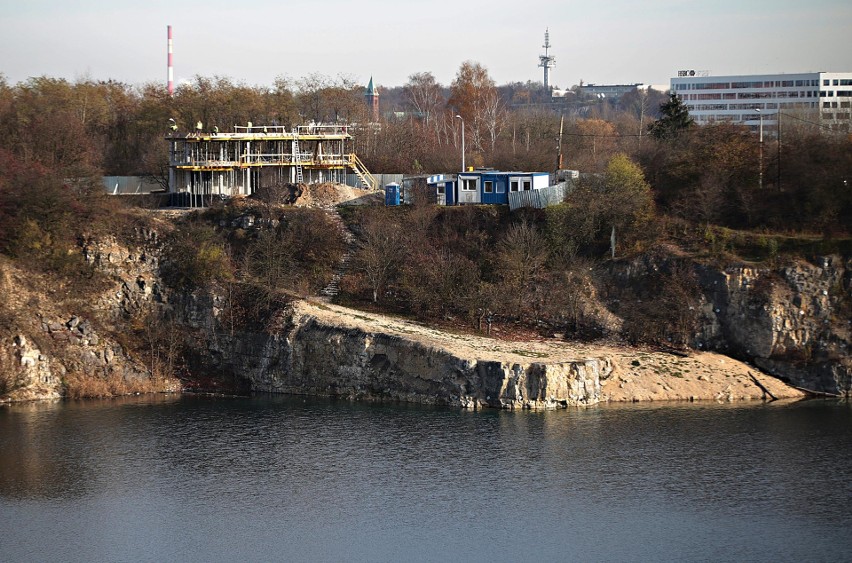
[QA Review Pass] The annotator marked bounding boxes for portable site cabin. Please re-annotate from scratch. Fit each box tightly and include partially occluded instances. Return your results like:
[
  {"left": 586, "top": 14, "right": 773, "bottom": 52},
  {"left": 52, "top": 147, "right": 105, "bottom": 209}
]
[
  {"left": 427, "top": 174, "right": 450, "bottom": 206},
  {"left": 429, "top": 171, "right": 550, "bottom": 206}
]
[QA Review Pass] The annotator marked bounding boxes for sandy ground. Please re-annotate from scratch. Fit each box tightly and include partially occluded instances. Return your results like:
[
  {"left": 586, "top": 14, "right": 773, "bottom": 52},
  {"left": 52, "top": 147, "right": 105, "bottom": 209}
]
[
  {"left": 292, "top": 183, "right": 379, "bottom": 208},
  {"left": 297, "top": 299, "right": 805, "bottom": 403}
]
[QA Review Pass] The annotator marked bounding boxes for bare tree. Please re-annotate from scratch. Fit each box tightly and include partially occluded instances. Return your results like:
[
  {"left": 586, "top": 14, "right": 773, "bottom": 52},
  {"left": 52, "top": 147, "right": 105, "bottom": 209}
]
[
  {"left": 481, "top": 88, "right": 505, "bottom": 152},
  {"left": 496, "top": 220, "right": 549, "bottom": 317},
  {"left": 404, "top": 72, "right": 444, "bottom": 129},
  {"left": 355, "top": 210, "right": 403, "bottom": 303}
]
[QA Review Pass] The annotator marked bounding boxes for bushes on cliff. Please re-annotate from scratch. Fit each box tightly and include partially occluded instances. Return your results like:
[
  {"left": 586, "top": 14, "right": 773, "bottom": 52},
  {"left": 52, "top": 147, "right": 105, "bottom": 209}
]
[
  {"left": 160, "top": 220, "right": 233, "bottom": 290},
  {"left": 0, "top": 150, "right": 126, "bottom": 286},
  {"left": 240, "top": 208, "right": 345, "bottom": 294},
  {"left": 603, "top": 258, "right": 701, "bottom": 348}
]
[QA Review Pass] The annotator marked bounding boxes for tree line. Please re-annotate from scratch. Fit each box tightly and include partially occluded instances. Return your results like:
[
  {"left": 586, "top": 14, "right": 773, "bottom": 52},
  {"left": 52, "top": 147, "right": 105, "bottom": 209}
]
[{"left": 1, "top": 63, "right": 850, "bottom": 234}]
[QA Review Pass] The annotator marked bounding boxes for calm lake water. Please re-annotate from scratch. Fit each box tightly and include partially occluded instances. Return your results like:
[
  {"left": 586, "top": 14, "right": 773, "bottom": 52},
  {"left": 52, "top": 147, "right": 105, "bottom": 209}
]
[{"left": 1, "top": 395, "right": 851, "bottom": 562}]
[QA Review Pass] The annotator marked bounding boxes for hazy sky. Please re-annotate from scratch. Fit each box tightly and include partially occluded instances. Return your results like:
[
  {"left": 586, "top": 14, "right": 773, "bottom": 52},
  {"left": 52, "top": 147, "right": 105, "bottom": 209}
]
[{"left": 1, "top": 0, "right": 850, "bottom": 91}]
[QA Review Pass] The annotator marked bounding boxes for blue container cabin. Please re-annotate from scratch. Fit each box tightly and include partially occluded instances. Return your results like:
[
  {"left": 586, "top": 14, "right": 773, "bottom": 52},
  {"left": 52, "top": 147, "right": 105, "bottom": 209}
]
[
  {"left": 435, "top": 171, "right": 549, "bottom": 206},
  {"left": 427, "top": 174, "right": 455, "bottom": 206}
]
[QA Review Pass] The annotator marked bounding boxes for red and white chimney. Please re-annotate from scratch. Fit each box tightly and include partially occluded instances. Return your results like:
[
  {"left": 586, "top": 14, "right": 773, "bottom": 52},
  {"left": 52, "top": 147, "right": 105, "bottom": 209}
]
[{"left": 167, "top": 25, "right": 174, "bottom": 96}]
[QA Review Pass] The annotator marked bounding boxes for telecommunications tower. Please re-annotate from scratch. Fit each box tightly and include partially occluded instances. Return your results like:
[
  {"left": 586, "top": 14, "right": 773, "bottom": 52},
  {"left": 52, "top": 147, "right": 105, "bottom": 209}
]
[{"left": 538, "top": 28, "right": 555, "bottom": 90}]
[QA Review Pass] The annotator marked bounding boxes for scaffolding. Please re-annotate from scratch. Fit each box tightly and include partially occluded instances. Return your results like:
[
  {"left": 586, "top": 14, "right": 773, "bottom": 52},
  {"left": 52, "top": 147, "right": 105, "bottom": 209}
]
[{"left": 166, "top": 124, "right": 376, "bottom": 204}]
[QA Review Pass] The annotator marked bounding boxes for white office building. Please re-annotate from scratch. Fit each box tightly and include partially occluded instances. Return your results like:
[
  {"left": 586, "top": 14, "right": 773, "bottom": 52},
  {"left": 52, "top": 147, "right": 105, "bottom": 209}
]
[{"left": 670, "top": 71, "right": 852, "bottom": 134}]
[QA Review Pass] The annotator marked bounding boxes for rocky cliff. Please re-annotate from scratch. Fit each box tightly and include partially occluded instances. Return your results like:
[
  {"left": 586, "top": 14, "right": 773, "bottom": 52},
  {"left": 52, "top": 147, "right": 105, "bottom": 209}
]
[
  {"left": 0, "top": 228, "right": 178, "bottom": 403},
  {"left": 181, "top": 294, "right": 615, "bottom": 408},
  {"left": 2, "top": 223, "right": 834, "bottom": 405},
  {"left": 177, "top": 295, "right": 802, "bottom": 407},
  {"left": 696, "top": 256, "right": 851, "bottom": 394}
]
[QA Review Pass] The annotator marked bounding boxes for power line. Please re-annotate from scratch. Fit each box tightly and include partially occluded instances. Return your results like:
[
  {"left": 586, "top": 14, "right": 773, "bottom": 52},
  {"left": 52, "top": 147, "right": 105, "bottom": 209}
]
[{"left": 777, "top": 111, "right": 838, "bottom": 132}]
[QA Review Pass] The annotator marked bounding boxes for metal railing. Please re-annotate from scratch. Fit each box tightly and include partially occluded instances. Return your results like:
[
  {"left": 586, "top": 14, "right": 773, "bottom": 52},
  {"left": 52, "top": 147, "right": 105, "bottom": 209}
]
[{"left": 348, "top": 153, "right": 377, "bottom": 190}]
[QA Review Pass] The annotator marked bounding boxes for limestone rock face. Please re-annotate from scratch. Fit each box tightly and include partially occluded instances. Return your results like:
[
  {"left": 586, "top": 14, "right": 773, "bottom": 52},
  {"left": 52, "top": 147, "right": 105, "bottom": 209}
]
[
  {"left": 82, "top": 231, "right": 164, "bottom": 319},
  {"left": 697, "top": 256, "right": 851, "bottom": 394},
  {"left": 1, "top": 314, "right": 163, "bottom": 403},
  {"left": 191, "top": 299, "right": 613, "bottom": 409},
  {"left": 6, "top": 334, "right": 62, "bottom": 401},
  {"left": 1, "top": 229, "right": 176, "bottom": 403}
]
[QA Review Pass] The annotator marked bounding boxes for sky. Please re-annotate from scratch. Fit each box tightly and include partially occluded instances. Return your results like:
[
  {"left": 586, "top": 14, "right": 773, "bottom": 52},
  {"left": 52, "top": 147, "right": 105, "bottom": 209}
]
[{"left": 1, "top": 0, "right": 850, "bottom": 92}]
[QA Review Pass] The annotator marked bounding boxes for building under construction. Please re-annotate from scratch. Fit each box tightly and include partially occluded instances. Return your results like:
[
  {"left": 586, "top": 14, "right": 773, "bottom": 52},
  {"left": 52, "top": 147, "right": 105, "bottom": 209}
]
[{"left": 166, "top": 123, "right": 376, "bottom": 203}]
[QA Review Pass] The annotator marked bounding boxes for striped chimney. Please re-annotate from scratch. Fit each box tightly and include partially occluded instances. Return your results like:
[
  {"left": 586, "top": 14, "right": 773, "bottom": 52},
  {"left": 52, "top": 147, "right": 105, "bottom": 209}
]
[{"left": 167, "top": 25, "right": 174, "bottom": 96}]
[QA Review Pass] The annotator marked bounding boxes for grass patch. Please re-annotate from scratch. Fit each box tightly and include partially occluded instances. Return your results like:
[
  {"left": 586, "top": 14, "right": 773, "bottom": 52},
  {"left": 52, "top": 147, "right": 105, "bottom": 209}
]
[{"left": 511, "top": 350, "right": 549, "bottom": 358}]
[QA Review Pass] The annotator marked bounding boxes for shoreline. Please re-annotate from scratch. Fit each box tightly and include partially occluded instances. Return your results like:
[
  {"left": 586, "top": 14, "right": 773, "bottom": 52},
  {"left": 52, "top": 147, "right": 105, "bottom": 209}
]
[{"left": 285, "top": 300, "right": 806, "bottom": 406}]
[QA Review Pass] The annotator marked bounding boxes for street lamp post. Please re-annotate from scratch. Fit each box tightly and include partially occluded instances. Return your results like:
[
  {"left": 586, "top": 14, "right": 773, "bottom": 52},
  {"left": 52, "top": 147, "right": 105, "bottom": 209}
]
[
  {"left": 756, "top": 108, "right": 764, "bottom": 190},
  {"left": 455, "top": 114, "right": 465, "bottom": 172}
]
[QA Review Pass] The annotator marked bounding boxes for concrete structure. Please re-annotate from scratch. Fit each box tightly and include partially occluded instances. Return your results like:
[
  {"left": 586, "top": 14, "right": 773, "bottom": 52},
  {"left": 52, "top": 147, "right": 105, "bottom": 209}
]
[
  {"left": 671, "top": 71, "right": 852, "bottom": 133},
  {"left": 166, "top": 123, "right": 375, "bottom": 205}
]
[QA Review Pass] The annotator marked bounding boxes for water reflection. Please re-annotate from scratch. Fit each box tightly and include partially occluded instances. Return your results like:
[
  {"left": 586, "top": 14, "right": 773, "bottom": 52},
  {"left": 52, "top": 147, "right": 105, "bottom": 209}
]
[
  {"left": 1, "top": 395, "right": 850, "bottom": 561},
  {"left": 0, "top": 395, "right": 182, "bottom": 499}
]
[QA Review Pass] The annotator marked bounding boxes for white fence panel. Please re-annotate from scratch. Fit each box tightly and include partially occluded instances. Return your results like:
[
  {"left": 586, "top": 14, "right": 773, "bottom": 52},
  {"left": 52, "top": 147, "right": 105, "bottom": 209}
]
[{"left": 508, "top": 184, "right": 566, "bottom": 211}]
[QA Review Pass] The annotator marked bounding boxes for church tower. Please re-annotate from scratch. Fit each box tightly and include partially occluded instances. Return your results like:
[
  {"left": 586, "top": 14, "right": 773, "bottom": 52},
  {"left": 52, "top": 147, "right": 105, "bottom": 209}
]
[{"left": 364, "top": 76, "right": 379, "bottom": 122}]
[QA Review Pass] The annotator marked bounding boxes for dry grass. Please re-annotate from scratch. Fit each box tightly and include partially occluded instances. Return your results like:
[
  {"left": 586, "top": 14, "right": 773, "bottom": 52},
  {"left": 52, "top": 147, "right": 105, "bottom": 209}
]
[{"left": 63, "top": 371, "right": 177, "bottom": 399}]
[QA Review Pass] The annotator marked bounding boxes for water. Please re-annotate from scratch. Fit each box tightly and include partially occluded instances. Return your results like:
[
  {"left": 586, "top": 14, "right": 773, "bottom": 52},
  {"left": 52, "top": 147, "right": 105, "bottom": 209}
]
[{"left": 1, "top": 395, "right": 851, "bottom": 562}]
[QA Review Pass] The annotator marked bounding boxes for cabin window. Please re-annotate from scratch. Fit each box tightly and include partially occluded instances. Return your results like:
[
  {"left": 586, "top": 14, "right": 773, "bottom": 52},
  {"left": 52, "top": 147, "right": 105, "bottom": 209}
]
[
  {"left": 484, "top": 181, "right": 493, "bottom": 193},
  {"left": 461, "top": 178, "right": 477, "bottom": 191},
  {"left": 522, "top": 180, "right": 532, "bottom": 191},
  {"left": 437, "top": 185, "right": 445, "bottom": 194},
  {"left": 510, "top": 180, "right": 519, "bottom": 192}
]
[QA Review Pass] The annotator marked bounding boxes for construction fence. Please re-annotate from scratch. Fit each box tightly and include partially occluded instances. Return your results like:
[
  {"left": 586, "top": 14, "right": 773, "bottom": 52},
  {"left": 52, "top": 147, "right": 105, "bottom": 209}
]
[
  {"left": 345, "top": 173, "right": 403, "bottom": 191},
  {"left": 103, "top": 176, "right": 165, "bottom": 195},
  {"left": 508, "top": 183, "right": 568, "bottom": 211}
]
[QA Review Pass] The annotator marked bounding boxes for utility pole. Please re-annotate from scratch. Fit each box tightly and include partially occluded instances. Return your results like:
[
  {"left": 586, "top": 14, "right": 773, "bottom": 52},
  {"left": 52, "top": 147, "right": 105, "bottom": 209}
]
[
  {"left": 777, "top": 111, "right": 782, "bottom": 191},
  {"left": 756, "top": 109, "right": 763, "bottom": 190},
  {"left": 455, "top": 115, "right": 465, "bottom": 172},
  {"left": 556, "top": 115, "right": 564, "bottom": 171}
]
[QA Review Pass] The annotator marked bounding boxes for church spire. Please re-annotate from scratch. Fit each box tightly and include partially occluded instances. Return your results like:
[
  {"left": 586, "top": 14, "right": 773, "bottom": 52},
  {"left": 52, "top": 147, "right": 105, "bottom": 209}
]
[{"left": 364, "top": 76, "right": 379, "bottom": 122}]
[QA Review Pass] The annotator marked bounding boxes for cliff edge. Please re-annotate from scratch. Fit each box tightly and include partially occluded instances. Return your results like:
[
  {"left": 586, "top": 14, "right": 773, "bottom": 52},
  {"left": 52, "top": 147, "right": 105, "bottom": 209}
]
[{"left": 193, "top": 297, "right": 804, "bottom": 408}]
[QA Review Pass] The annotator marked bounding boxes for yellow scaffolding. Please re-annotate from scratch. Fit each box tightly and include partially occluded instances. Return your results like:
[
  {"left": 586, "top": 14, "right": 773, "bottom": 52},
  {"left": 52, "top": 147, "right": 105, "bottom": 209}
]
[{"left": 166, "top": 124, "right": 376, "bottom": 202}]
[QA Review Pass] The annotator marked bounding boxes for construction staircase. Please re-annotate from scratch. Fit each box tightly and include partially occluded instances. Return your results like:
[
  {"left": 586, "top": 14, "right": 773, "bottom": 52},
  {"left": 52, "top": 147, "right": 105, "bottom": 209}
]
[
  {"left": 320, "top": 208, "right": 356, "bottom": 299},
  {"left": 348, "top": 153, "right": 376, "bottom": 191}
]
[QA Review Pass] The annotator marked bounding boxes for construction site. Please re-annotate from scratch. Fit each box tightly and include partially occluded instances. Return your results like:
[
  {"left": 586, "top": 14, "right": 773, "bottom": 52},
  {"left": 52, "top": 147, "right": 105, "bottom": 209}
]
[{"left": 166, "top": 123, "right": 376, "bottom": 205}]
